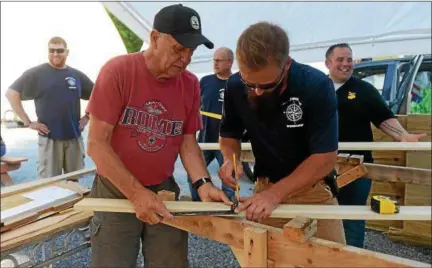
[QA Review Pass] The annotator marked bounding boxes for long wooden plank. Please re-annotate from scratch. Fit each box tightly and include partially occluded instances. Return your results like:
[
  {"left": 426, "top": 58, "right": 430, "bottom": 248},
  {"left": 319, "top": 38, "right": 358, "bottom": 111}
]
[
  {"left": 198, "top": 142, "right": 432, "bottom": 151},
  {"left": 339, "top": 142, "right": 431, "bottom": 151},
  {"left": 0, "top": 209, "right": 93, "bottom": 252},
  {"left": 364, "top": 163, "right": 431, "bottom": 185},
  {"left": 74, "top": 198, "right": 432, "bottom": 221},
  {"left": 242, "top": 153, "right": 431, "bottom": 185},
  {"left": 1, "top": 167, "right": 96, "bottom": 198},
  {"left": 0, "top": 157, "right": 28, "bottom": 164},
  {"left": 160, "top": 216, "right": 429, "bottom": 267}
]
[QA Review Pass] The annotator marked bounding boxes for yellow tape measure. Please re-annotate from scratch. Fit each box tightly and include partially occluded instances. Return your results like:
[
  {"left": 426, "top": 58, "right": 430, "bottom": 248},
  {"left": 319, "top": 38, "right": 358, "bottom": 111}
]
[{"left": 370, "top": 195, "right": 400, "bottom": 214}]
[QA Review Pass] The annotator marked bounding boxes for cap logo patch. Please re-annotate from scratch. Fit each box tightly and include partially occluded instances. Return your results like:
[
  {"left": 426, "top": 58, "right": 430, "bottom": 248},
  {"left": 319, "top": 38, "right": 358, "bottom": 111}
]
[{"left": 190, "top": 16, "right": 200, "bottom": 30}]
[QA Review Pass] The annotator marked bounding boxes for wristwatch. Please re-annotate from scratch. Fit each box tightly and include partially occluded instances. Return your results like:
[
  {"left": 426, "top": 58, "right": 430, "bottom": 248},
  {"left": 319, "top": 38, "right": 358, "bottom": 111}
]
[{"left": 192, "top": 177, "right": 212, "bottom": 190}]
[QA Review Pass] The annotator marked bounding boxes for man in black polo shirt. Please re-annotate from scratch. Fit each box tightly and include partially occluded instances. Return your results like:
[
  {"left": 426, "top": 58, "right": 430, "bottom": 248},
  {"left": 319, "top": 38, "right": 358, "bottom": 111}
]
[
  {"left": 325, "top": 43, "right": 426, "bottom": 248},
  {"left": 218, "top": 22, "right": 345, "bottom": 244}
]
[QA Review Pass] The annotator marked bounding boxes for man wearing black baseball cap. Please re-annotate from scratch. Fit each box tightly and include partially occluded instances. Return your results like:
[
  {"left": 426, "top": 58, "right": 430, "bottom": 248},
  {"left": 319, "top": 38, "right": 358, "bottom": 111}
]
[
  {"left": 153, "top": 4, "right": 214, "bottom": 49},
  {"left": 86, "top": 4, "right": 229, "bottom": 268}
]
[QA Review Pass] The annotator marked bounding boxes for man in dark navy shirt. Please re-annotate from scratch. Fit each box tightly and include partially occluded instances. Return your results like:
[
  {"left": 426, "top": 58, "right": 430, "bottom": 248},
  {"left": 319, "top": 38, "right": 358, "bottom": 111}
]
[
  {"left": 219, "top": 22, "right": 345, "bottom": 244},
  {"left": 188, "top": 47, "right": 235, "bottom": 201},
  {"left": 6, "top": 36, "right": 94, "bottom": 178},
  {"left": 325, "top": 43, "right": 426, "bottom": 248}
]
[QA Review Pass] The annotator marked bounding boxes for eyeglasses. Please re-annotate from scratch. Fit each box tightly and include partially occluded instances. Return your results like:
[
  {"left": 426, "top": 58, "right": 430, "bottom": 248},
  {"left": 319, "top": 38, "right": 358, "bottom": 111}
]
[
  {"left": 213, "top": 59, "right": 228, "bottom": 63},
  {"left": 49, "top": 48, "right": 65, "bottom": 54},
  {"left": 239, "top": 65, "right": 285, "bottom": 91}
]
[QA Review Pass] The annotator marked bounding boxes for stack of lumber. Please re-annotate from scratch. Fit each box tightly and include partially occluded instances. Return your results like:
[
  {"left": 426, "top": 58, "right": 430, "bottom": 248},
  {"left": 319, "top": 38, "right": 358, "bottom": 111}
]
[
  {"left": 0, "top": 173, "right": 95, "bottom": 252},
  {"left": 368, "top": 114, "right": 431, "bottom": 246}
]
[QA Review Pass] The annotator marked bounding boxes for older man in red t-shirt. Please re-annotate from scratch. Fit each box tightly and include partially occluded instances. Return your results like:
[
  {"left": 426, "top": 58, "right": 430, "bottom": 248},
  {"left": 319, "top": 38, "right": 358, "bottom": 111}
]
[{"left": 85, "top": 4, "right": 231, "bottom": 268}]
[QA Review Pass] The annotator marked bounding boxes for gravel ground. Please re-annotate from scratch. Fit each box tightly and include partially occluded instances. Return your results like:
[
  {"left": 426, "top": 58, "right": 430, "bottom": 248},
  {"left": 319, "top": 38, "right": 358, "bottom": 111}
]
[{"left": 1, "top": 126, "right": 431, "bottom": 267}]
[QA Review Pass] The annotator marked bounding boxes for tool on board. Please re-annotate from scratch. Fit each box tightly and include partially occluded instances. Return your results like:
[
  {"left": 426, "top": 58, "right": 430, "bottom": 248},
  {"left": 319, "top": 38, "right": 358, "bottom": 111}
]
[
  {"left": 171, "top": 154, "right": 240, "bottom": 217},
  {"left": 370, "top": 195, "right": 400, "bottom": 214}
]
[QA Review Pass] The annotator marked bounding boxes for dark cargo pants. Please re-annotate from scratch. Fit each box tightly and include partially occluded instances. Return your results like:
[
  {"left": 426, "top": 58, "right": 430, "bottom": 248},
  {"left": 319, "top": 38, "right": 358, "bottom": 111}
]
[{"left": 89, "top": 174, "right": 188, "bottom": 268}]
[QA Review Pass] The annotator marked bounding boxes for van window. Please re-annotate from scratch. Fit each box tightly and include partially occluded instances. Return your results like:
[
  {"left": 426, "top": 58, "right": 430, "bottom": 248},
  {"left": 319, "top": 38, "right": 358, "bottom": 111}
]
[
  {"left": 353, "top": 66, "right": 388, "bottom": 94},
  {"left": 410, "top": 62, "right": 432, "bottom": 114}
]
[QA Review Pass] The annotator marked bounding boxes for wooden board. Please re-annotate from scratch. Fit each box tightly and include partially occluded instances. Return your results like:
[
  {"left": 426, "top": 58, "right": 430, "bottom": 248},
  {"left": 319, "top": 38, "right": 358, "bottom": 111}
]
[
  {"left": 388, "top": 227, "right": 432, "bottom": 247},
  {"left": 406, "top": 151, "right": 432, "bottom": 169},
  {"left": 406, "top": 114, "right": 431, "bottom": 141},
  {"left": 405, "top": 114, "right": 431, "bottom": 169},
  {"left": 364, "top": 163, "right": 431, "bottom": 185},
  {"left": 0, "top": 209, "right": 93, "bottom": 252},
  {"left": 1, "top": 182, "right": 90, "bottom": 232},
  {"left": 372, "top": 151, "right": 406, "bottom": 166},
  {"left": 403, "top": 183, "right": 432, "bottom": 239},
  {"left": 0, "top": 157, "right": 28, "bottom": 164},
  {"left": 161, "top": 216, "right": 429, "bottom": 267},
  {"left": 371, "top": 116, "right": 406, "bottom": 166},
  {"left": 1, "top": 167, "right": 96, "bottom": 198},
  {"left": 199, "top": 142, "right": 432, "bottom": 151},
  {"left": 75, "top": 198, "right": 432, "bottom": 221}
]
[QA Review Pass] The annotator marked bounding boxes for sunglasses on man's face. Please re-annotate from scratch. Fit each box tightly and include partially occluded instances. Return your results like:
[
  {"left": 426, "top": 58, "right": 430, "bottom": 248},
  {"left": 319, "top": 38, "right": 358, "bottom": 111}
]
[
  {"left": 49, "top": 48, "right": 66, "bottom": 54},
  {"left": 240, "top": 66, "right": 285, "bottom": 91}
]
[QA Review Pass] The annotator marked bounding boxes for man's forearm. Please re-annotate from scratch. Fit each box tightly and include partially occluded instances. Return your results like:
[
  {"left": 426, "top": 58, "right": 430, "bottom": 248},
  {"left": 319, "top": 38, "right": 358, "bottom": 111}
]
[
  {"left": 180, "top": 135, "right": 210, "bottom": 183},
  {"left": 5, "top": 89, "right": 31, "bottom": 124},
  {"left": 379, "top": 118, "right": 409, "bottom": 141},
  {"left": 272, "top": 152, "right": 336, "bottom": 201},
  {"left": 219, "top": 137, "right": 242, "bottom": 162},
  {"left": 87, "top": 140, "right": 148, "bottom": 200}
]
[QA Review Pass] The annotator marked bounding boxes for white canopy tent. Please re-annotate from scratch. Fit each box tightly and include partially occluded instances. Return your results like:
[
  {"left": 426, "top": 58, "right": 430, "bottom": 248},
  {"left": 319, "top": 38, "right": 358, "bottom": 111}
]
[{"left": 103, "top": 1, "right": 431, "bottom": 76}]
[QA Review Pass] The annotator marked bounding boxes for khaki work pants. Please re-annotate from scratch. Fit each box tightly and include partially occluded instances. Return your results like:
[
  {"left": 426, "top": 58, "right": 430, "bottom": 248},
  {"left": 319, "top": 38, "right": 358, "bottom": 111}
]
[
  {"left": 37, "top": 136, "right": 85, "bottom": 178},
  {"left": 254, "top": 178, "right": 346, "bottom": 244}
]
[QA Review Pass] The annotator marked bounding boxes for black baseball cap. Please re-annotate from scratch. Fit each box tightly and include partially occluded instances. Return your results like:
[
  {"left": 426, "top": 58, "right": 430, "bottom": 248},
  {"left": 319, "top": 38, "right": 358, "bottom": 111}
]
[{"left": 153, "top": 4, "right": 214, "bottom": 49}]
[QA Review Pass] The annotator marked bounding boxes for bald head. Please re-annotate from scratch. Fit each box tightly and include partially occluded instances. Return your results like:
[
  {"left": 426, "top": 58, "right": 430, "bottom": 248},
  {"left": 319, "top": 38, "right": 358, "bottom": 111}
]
[{"left": 213, "top": 47, "right": 233, "bottom": 78}]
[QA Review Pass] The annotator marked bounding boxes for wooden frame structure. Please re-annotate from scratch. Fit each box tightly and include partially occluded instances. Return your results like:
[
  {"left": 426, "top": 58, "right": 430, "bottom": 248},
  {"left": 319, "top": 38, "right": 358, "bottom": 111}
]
[
  {"left": 2, "top": 141, "right": 431, "bottom": 267},
  {"left": 75, "top": 196, "right": 431, "bottom": 268},
  {"left": 75, "top": 140, "right": 431, "bottom": 267}
]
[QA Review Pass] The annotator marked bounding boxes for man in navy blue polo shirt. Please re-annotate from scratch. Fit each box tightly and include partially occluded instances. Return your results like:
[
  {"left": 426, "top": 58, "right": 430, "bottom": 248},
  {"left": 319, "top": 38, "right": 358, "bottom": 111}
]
[
  {"left": 188, "top": 47, "right": 235, "bottom": 201},
  {"left": 5, "top": 36, "right": 94, "bottom": 178},
  {"left": 218, "top": 22, "right": 345, "bottom": 244}
]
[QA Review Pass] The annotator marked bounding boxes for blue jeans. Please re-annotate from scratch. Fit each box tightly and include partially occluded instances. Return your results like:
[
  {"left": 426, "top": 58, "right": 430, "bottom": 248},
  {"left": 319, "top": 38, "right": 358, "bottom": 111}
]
[
  {"left": 188, "top": 150, "right": 235, "bottom": 201},
  {"left": 0, "top": 143, "right": 6, "bottom": 157},
  {"left": 337, "top": 177, "right": 372, "bottom": 248}
]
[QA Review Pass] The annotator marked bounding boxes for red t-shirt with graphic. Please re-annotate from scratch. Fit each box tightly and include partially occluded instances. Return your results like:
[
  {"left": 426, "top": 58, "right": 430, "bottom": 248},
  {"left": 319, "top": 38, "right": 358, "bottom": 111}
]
[{"left": 86, "top": 52, "right": 202, "bottom": 186}]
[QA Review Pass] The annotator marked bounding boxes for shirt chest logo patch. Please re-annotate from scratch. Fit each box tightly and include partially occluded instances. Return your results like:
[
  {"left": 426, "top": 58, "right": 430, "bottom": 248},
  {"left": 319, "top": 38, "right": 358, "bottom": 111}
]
[
  {"left": 348, "top": 91, "right": 356, "bottom": 100},
  {"left": 119, "top": 100, "right": 184, "bottom": 153},
  {"left": 65, "top": 77, "right": 77, "bottom": 89},
  {"left": 283, "top": 97, "right": 304, "bottom": 128},
  {"left": 218, "top": 88, "right": 225, "bottom": 102}
]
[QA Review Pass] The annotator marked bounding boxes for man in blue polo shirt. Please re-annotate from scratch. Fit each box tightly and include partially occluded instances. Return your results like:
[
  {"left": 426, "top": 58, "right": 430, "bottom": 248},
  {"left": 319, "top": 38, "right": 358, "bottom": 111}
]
[
  {"left": 188, "top": 47, "right": 235, "bottom": 201},
  {"left": 5, "top": 36, "right": 94, "bottom": 178},
  {"left": 218, "top": 22, "right": 345, "bottom": 244}
]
